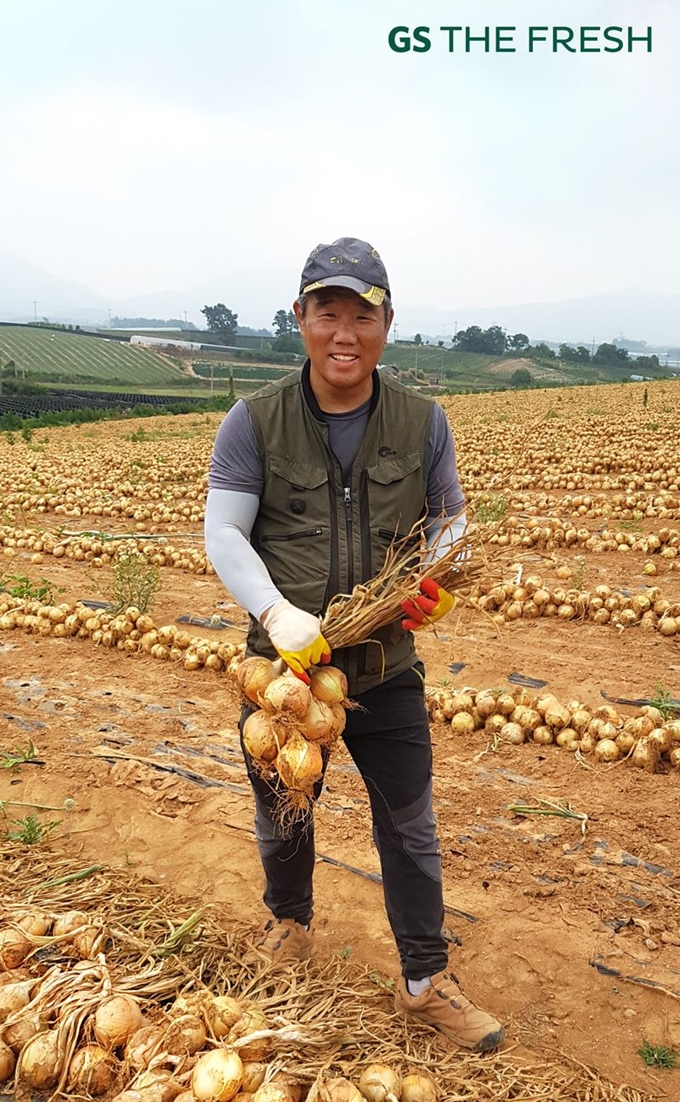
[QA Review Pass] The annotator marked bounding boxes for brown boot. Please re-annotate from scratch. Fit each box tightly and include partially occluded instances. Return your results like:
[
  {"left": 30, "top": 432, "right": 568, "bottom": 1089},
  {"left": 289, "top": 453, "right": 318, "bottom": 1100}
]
[
  {"left": 255, "top": 918, "right": 315, "bottom": 963},
  {"left": 395, "top": 970, "right": 504, "bottom": 1052}
]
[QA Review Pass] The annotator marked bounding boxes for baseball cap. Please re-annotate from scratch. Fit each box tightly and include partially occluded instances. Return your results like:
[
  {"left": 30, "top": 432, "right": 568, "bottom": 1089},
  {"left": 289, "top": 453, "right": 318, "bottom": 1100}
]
[{"left": 299, "top": 237, "right": 391, "bottom": 307}]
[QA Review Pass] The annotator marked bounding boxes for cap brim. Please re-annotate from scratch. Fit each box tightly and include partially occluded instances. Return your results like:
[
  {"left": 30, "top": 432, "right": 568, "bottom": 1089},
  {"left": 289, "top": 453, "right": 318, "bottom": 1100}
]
[{"left": 301, "top": 276, "right": 386, "bottom": 306}]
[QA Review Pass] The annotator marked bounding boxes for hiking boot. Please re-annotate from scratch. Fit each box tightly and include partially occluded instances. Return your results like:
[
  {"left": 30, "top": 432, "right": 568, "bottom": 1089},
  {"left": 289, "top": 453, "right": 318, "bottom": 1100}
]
[
  {"left": 255, "top": 918, "right": 315, "bottom": 963},
  {"left": 395, "top": 969, "right": 504, "bottom": 1052}
]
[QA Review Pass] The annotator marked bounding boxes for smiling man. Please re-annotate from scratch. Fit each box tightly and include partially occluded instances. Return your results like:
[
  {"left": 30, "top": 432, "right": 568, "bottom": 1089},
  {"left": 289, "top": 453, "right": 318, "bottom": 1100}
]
[{"left": 205, "top": 237, "right": 504, "bottom": 1052}]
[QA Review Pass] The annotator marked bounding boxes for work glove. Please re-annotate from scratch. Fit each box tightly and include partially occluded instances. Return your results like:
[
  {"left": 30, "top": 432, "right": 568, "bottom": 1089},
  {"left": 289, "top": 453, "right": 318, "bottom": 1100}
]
[
  {"left": 401, "top": 577, "right": 456, "bottom": 632},
  {"left": 262, "top": 598, "right": 331, "bottom": 684}
]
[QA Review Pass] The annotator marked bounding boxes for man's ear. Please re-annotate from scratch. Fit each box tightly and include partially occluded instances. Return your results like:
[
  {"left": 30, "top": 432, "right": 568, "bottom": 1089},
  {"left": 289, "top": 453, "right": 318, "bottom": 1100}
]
[
  {"left": 293, "top": 299, "right": 304, "bottom": 327},
  {"left": 385, "top": 307, "right": 395, "bottom": 335}
]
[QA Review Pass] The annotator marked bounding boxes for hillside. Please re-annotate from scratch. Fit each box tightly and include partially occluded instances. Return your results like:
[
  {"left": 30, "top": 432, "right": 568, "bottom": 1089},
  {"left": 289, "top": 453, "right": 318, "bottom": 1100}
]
[{"left": 0, "top": 326, "right": 186, "bottom": 385}]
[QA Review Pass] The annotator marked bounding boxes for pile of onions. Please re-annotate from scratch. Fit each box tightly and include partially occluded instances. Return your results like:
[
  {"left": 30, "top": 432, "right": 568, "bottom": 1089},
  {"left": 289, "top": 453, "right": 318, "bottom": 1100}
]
[{"left": 238, "top": 663, "right": 351, "bottom": 797}]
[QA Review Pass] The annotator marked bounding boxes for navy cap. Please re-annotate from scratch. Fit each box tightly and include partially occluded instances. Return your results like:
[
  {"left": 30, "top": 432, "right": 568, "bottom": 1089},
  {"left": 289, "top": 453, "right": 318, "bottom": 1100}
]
[{"left": 299, "top": 237, "right": 391, "bottom": 306}]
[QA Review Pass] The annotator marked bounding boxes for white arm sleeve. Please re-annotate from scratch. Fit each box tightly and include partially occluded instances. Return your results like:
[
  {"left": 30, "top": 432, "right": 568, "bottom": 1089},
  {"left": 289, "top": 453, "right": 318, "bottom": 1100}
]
[
  {"left": 204, "top": 488, "right": 283, "bottom": 622},
  {"left": 423, "top": 512, "right": 469, "bottom": 564}
]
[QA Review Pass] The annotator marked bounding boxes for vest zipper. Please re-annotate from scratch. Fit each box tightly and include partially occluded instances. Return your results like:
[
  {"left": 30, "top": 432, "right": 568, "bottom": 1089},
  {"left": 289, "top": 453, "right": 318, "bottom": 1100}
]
[
  {"left": 260, "top": 528, "right": 323, "bottom": 542},
  {"left": 344, "top": 486, "right": 354, "bottom": 591}
]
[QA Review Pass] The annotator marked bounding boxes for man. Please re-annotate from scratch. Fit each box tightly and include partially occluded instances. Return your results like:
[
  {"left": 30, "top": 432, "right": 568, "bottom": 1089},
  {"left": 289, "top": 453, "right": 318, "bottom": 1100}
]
[{"left": 205, "top": 237, "right": 504, "bottom": 1052}]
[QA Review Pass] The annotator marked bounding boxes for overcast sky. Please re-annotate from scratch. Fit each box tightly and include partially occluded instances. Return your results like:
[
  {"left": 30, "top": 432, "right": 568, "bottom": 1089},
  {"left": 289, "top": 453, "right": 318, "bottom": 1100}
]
[{"left": 1, "top": 0, "right": 677, "bottom": 324}]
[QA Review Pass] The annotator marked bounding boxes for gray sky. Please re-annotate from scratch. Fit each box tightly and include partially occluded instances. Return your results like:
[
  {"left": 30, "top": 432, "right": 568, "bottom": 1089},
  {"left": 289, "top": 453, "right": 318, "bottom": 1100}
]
[{"left": 1, "top": 0, "right": 677, "bottom": 324}]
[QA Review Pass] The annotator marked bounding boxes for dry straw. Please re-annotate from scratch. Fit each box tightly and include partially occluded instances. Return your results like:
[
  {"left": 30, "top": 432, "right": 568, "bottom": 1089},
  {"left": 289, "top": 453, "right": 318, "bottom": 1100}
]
[{"left": 2, "top": 846, "right": 652, "bottom": 1102}]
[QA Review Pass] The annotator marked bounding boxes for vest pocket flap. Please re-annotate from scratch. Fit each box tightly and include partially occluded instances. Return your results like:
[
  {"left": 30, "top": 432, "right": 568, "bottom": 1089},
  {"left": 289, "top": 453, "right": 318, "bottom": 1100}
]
[
  {"left": 367, "top": 452, "right": 422, "bottom": 485},
  {"left": 269, "top": 454, "right": 328, "bottom": 490}
]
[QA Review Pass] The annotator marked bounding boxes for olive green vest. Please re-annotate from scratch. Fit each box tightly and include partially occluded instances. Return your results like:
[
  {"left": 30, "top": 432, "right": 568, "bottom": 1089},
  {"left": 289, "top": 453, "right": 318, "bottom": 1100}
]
[{"left": 244, "top": 365, "right": 434, "bottom": 694}]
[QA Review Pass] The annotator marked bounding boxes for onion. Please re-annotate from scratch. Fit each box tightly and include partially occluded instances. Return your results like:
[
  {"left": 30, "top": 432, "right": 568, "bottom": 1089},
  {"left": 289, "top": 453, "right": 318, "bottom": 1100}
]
[
  {"left": 594, "top": 739, "right": 620, "bottom": 762},
  {"left": 17, "top": 1028, "right": 61, "bottom": 1090},
  {"left": 206, "top": 994, "right": 244, "bottom": 1039},
  {"left": 134, "top": 1068, "right": 184, "bottom": 1102},
  {"left": 358, "top": 1062, "right": 402, "bottom": 1101},
  {"left": 52, "top": 909, "right": 89, "bottom": 938},
  {"left": 329, "top": 703, "right": 347, "bottom": 740},
  {"left": 495, "top": 693, "right": 515, "bottom": 715},
  {"left": 238, "top": 657, "right": 277, "bottom": 704},
  {"left": 0, "top": 977, "right": 36, "bottom": 1022},
  {"left": 631, "top": 737, "right": 660, "bottom": 772},
  {"left": 68, "top": 1043, "right": 118, "bottom": 1096},
  {"left": 95, "top": 994, "right": 143, "bottom": 1049},
  {"left": 252, "top": 1084, "right": 297, "bottom": 1102},
  {"left": 262, "top": 676, "right": 312, "bottom": 718},
  {"left": 0, "top": 1039, "right": 15, "bottom": 1082},
  {"left": 400, "top": 1073, "right": 438, "bottom": 1102},
  {"left": 73, "top": 924, "right": 102, "bottom": 958},
  {"left": 300, "top": 698, "right": 335, "bottom": 742},
  {"left": 15, "top": 909, "right": 52, "bottom": 936},
  {"left": 192, "top": 1048, "right": 243, "bottom": 1101},
  {"left": 227, "top": 1005, "right": 270, "bottom": 1061},
  {"left": 517, "top": 708, "right": 541, "bottom": 732},
  {"left": 649, "top": 727, "right": 673, "bottom": 754},
  {"left": 500, "top": 722, "right": 525, "bottom": 745},
  {"left": 532, "top": 726, "right": 554, "bottom": 745},
  {"left": 243, "top": 710, "right": 282, "bottom": 763},
  {"left": 544, "top": 703, "right": 571, "bottom": 731},
  {"left": 308, "top": 1079, "right": 364, "bottom": 1102},
  {"left": 0, "top": 929, "right": 31, "bottom": 971},
  {"left": 275, "top": 734, "right": 323, "bottom": 792},
  {"left": 450, "top": 712, "right": 475, "bottom": 736},
  {"left": 670, "top": 747, "right": 680, "bottom": 768},
  {"left": 309, "top": 666, "right": 347, "bottom": 704},
  {"left": 163, "top": 1012, "right": 207, "bottom": 1054},
  {"left": 240, "top": 1062, "right": 268, "bottom": 1093},
  {"left": 125, "top": 1024, "right": 166, "bottom": 1070},
  {"left": 474, "top": 692, "right": 497, "bottom": 718},
  {"left": 3, "top": 1011, "right": 44, "bottom": 1053}
]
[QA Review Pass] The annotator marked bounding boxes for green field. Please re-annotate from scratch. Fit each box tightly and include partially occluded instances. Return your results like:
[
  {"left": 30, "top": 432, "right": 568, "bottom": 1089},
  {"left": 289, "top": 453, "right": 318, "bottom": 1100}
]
[{"left": 0, "top": 326, "right": 185, "bottom": 385}]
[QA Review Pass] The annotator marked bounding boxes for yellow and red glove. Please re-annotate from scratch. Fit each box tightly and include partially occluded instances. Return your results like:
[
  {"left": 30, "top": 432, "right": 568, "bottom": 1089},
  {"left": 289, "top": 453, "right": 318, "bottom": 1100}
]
[
  {"left": 262, "top": 598, "right": 331, "bottom": 684},
  {"left": 401, "top": 577, "right": 455, "bottom": 631}
]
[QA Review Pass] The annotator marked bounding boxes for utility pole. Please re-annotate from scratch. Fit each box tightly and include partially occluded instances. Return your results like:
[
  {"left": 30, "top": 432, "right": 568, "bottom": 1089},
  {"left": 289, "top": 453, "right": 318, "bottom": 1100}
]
[
  {"left": 108, "top": 307, "right": 112, "bottom": 330},
  {"left": 183, "top": 309, "right": 188, "bottom": 332},
  {"left": 33, "top": 300, "right": 38, "bottom": 323}
]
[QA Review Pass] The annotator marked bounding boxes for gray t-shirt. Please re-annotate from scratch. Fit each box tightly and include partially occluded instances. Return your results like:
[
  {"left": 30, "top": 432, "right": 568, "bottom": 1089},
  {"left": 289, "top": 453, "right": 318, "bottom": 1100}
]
[{"left": 209, "top": 396, "right": 465, "bottom": 518}]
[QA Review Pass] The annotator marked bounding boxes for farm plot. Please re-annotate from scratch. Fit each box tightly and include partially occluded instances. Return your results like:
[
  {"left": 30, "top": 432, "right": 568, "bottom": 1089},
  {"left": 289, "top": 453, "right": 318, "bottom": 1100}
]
[
  {"left": 0, "top": 326, "right": 186, "bottom": 384},
  {"left": 1, "top": 381, "right": 680, "bottom": 1100}
]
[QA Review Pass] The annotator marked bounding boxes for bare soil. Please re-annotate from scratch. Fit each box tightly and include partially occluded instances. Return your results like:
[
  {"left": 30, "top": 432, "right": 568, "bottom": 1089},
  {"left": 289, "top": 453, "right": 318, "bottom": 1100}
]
[{"left": 2, "top": 539, "right": 680, "bottom": 1098}]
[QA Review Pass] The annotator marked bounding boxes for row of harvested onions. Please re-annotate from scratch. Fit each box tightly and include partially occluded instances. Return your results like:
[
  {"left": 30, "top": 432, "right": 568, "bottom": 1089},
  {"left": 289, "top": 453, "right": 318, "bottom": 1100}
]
[
  {"left": 427, "top": 684, "right": 680, "bottom": 770},
  {"left": 0, "top": 595, "right": 246, "bottom": 671},
  {"left": 238, "top": 659, "right": 349, "bottom": 800},
  {"left": 470, "top": 575, "right": 680, "bottom": 636},
  {"left": 0, "top": 526, "right": 216, "bottom": 576},
  {"left": 0, "top": 907, "right": 437, "bottom": 1102},
  {"left": 482, "top": 514, "right": 680, "bottom": 557}
]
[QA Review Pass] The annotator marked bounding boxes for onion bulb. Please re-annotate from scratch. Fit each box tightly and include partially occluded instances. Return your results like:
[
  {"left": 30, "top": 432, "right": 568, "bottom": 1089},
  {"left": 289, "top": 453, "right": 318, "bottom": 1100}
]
[
  {"left": 0, "top": 977, "right": 36, "bottom": 1022},
  {"left": 133, "top": 1068, "right": 184, "bottom": 1102},
  {"left": 94, "top": 994, "right": 143, "bottom": 1049},
  {"left": 15, "top": 909, "right": 52, "bottom": 936},
  {"left": 227, "top": 1005, "right": 270, "bottom": 1061},
  {"left": 594, "top": 739, "right": 620, "bottom": 763},
  {"left": 299, "top": 698, "right": 335, "bottom": 742},
  {"left": 3, "top": 1011, "right": 44, "bottom": 1053},
  {"left": 240, "top": 1062, "right": 267, "bottom": 1093},
  {"left": 262, "top": 676, "right": 312, "bottom": 718},
  {"left": 163, "top": 1012, "right": 206, "bottom": 1054},
  {"left": 52, "top": 910, "right": 89, "bottom": 938},
  {"left": 237, "top": 657, "right": 277, "bottom": 704},
  {"left": 0, "top": 1039, "right": 15, "bottom": 1083},
  {"left": 275, "top": 734, "right": 323, "bottom": 792},
  {"left": 501, "top": 722, "right": 525, "bottom": 745},
  {"left": 474, "top": 692, "right": 497, "bottom": 718},
  {"left": 309, "top": 1078, "right": 363, "bottom": 1102},
  {"left": 191, "top": 1048, "right": 243, "bottom": 1102},
  {"left": 631, "top": 737, "right": 660, "bottom": 772},
  {"left": 124, "top": 1024, "right": 165, "bottom": 1070},
  {"left": 328, "top": 703, "right": 347, "bottom": 740},
  {"left": 358, "top": 1062, "right": 402, "bottom": 1101},
  {"left": 309, "top": 666, "right": 347, "bottom": 704},
  {"left": 242, "top": 710, "right": 282, "bottom": 763},
  {"left": 206, "top": 994, "right": 243, "bottom": 1039},
  {"left": 0, "top": 929, "right": 31, "bottom": 971},
  {"left": 400, "top": 1073, "right": 438, "bottom": 1102},
  {"left": 68, "top": 1043, "right": 118, "bottom": 1096},
  {"left": 450, "top": 712, "right": 475, "bottom": 736},
  {"left": 252, "top": 1084, "right": 297, "bottom": 1102},
  {"left": 17, "top": 1029, "right": 61, "bottom": 1090},
  {"left": 72, "top": 924, "right": 102, "bottom": 958}
]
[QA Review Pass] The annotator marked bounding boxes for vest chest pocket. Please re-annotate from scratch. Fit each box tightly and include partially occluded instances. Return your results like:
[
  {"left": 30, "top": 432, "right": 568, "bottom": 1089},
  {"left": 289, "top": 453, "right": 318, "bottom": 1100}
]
[
  {"left": 255, "top": 455, "right": 331, "bottom": 615},
  {"left": 365, "top": 452, "right": 425, "bottom": 577}
]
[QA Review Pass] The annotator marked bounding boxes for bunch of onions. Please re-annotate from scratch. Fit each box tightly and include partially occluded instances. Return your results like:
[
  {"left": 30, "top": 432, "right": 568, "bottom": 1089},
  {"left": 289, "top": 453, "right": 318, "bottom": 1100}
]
[
  {"left": 94, "top": 993, "right": 143, "bottom": 1049},
  {"left": 358, "top": 1063, "right": 402, "bottom": 1101},
  {"left": 275, "top": 734, "right": 323, "bottom": 794},
  {"left": 192, "top": 1048, "right": 243, "bottom": 1102}
]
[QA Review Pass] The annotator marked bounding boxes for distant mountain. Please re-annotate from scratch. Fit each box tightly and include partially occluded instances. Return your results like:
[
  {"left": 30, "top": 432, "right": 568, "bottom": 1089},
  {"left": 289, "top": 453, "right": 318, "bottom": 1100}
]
[
  {"left": 394, "top": 288, "right": 680, "bottom": 347},
  {"left": 1, "top": 254, "right": 678, "bottom": 347}
]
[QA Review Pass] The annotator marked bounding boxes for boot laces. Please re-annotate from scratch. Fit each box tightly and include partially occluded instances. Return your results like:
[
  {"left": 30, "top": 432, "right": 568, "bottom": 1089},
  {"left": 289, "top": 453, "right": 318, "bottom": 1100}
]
[{"left": 433, "top": 972, "right": 473, "bottom": 1010}]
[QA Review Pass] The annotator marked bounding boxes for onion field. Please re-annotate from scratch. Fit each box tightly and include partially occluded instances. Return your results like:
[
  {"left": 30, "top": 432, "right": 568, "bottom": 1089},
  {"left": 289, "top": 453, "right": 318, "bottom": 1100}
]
[{"left": 1, "top": 379, "right": 679, "bottom": 1101}]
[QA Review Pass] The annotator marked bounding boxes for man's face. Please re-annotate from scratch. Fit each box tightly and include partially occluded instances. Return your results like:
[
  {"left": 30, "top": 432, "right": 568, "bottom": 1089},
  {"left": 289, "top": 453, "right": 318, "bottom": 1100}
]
[{"left": 294, "top": 288, "right": 393, "bottom": 394}]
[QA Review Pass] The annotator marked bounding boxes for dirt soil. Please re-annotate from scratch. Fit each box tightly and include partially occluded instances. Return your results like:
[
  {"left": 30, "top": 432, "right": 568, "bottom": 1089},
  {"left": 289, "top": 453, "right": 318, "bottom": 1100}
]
[{"left": 2, "top": 535, "right": 680, "bottom": 1099}]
